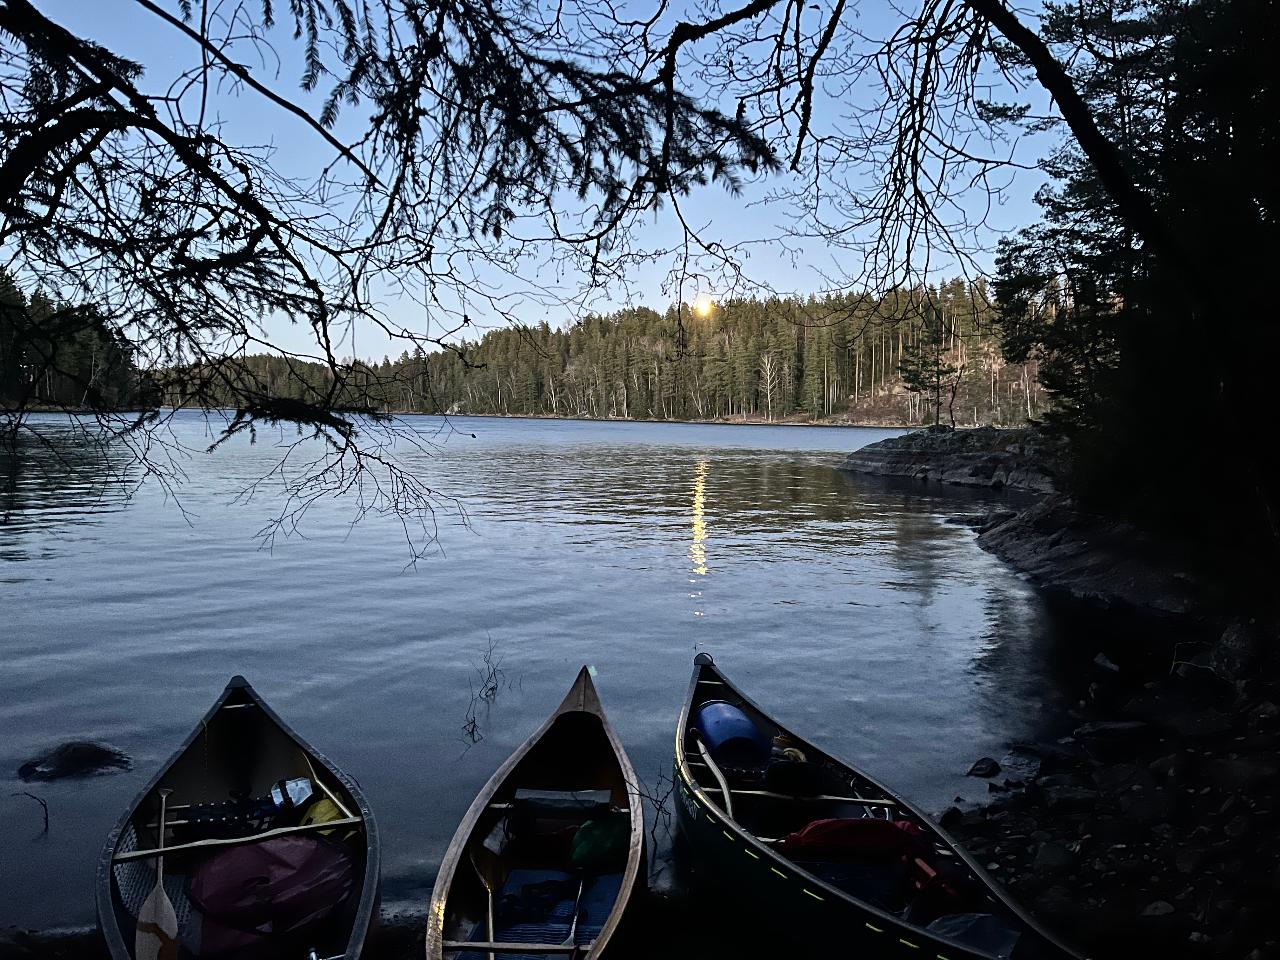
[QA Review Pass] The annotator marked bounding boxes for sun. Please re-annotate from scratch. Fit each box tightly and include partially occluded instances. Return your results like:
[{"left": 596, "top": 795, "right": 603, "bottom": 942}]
[{"left": 693, "top": 297, "right": 715, "bottom": 318}]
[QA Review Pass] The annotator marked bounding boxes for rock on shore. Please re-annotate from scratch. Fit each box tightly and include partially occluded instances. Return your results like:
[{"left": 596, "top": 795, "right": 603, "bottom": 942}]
[
  {"left": 976, "top": 495, "right": 1221, "bottom": 618},
  {"left": 842, "top": 426, "right": 1063, "bottom": 493},
  {"left": 946, "top": 668, "right": 1280, "bottom": 960}
]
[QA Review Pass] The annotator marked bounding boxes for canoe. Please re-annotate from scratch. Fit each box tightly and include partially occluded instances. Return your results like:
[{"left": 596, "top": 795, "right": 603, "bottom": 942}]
[
  {"left": 674, "top": 654, "right": 1086, "bottom": 960},
  {"left": 96, "top": 675, "right": 380, "bottom": 960},
  {"left": 426, "top": 666, "right": 644, "bottom": 959}
]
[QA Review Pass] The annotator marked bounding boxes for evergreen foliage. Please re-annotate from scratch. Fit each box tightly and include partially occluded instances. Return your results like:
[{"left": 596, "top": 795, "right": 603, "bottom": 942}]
[
  {"left": 172, "top": 281, "right": 1039, "bottom": 426},
  {"left": 0, "top": 267, "right": 149, "bottom": 410},
  {"left": 992, "top": 0, "right": 1278, "bottom": 560},
  {"left": 898, "top": 303, "right": 960, "bottom": 428}
]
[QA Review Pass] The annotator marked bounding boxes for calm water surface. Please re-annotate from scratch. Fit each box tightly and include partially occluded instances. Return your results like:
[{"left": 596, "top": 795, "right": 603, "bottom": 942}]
[{"left": 1, "top": 413, "right": 1076, "bottom": 930}]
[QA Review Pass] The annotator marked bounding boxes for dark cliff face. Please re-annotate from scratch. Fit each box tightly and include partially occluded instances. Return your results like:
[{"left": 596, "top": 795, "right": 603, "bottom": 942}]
[{"left": 841, "top": 426, "right": 1062, "bottom": 494}]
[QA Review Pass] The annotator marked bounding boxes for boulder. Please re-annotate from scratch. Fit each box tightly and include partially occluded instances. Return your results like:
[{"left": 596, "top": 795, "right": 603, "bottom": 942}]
[
  {"left": 1211, "top": 618, "right": 1270, "bottom": 680},
  {"left": 968, "top": 757, "right": 1002, "bottom": 778},
  {"left": 18, "top": 741, "right": 132, "bottom": 781}
]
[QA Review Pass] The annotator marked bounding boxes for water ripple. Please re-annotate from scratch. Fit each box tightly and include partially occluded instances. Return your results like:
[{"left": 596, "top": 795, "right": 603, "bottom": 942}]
[{"left": 0, "top": 413, "right": 1071, "bottom": 930}]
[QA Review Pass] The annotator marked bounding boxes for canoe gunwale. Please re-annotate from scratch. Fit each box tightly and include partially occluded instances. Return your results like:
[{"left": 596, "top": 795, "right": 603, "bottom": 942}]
[
  {"left": 426, "top": 666, "right": 645, "bottom": 960},
  {"left": 674, "top": 655, "right": 1087, "bottom": 960},
  {"left": 94, "top": 675, "right": 380, "bottom": 960}
]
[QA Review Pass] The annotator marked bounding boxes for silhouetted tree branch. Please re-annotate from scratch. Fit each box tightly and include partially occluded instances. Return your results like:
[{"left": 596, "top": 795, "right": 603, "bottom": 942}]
[{"left": 0, "top": 0, "right": 773, "bottom": 548}]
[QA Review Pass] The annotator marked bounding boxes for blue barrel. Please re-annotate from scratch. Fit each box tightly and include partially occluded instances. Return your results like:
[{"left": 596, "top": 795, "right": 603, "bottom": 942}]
[{"left": 694, "top": 701, "right": 770, "bottom": 767}]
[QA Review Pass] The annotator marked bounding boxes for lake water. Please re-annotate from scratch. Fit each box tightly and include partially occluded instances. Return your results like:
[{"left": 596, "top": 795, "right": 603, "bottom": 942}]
[{"left": 0, "top": 413, "right": 1079, "bottom": 932}]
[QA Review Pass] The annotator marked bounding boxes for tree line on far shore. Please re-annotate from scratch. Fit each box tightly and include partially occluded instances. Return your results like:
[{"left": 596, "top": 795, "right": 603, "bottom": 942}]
[
  {"left": 148, "top": 279, "right": 1040, "bottom": 427},
  {"left": 0, "top": 268, "right": 153, "bottom": 412}
]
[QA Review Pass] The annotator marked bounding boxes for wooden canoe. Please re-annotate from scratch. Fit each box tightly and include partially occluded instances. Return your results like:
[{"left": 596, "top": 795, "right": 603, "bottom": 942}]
[
  {"left": 426, "top": 666, "right": 644, "bottom": 959},
  {"left": 96, "top": 675, "right": 380, "bottom": 960},
  {"left": 674, "top": 654, "right": 1087, "bottom": 960}
]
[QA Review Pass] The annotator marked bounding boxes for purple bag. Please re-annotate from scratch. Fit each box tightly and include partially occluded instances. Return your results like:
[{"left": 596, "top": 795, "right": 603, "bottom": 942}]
[{"left": 188, "top": 835, "right": 356, "bottom": 957}]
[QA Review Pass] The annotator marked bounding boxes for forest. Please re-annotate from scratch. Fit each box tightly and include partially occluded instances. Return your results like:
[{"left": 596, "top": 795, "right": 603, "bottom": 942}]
[
  {"left": 154, "top": 280, "right": 1039, "bottom": 427},
  {"left": 2, "top": 0, "right": 1275, "bottom": 565},
  {"left": 0, "top": 268, "right": 150, "bottom": 412}
]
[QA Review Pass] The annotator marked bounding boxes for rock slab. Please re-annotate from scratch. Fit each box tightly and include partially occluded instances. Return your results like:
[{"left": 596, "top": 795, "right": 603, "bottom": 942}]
[{"left": 842, "top": 426, "right": 1063, "bottom": 493}]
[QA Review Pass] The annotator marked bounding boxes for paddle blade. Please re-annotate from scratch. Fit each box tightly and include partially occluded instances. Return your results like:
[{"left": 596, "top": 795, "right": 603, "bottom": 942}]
[{"left": 135, "top": 882, "right": 179, "bottom": 960}]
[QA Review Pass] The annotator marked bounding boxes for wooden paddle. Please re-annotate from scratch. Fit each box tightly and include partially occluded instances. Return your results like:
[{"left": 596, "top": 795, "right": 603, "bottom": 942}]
[
  {"left": 560, "top": 874, "right": 586, "bottom": 956},
  {"left": 135, "top": 788, "right": 179, "bottom": 960}
]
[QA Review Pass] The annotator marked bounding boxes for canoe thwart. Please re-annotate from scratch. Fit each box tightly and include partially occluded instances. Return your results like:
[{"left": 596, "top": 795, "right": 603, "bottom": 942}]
[
  {"left": 726, "top": 787, "right": 899, "bottom": 807},
  {"left": 683, "top": 761, "right": 900, "bottom": 806},
  {"left": 114, "top": 815, "right": 363, "bottom": 862},
  {"left": 487, "top": 801, "right": 630, "bottom": 812}
]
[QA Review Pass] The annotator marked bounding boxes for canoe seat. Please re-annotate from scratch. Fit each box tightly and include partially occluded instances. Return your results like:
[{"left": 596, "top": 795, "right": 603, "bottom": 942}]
[
  {"left": 514, "top": 788, "right": 613, "bottom": 813},
  {"left": 453, "top": 869, "right": 624, "bottom": 958},
  {"left": 454, "top": 868, "right": 577, "bottom": 959}
]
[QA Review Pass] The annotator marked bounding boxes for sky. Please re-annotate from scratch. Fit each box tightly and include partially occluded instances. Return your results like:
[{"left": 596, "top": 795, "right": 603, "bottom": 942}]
[{"left": 39, "top": 0, "right": 1057, "bottom": 361}]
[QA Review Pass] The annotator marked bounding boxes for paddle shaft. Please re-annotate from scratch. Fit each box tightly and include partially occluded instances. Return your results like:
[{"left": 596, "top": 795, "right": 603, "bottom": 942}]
[
  {"left": 562, "top": 876, "right": 585, "bottom": 951},
  {"left": 135, "top": 788, "right": 178, "bottom": 960},
  {"left": 156, "top": 791, "right": 168, "bottom": 885}
]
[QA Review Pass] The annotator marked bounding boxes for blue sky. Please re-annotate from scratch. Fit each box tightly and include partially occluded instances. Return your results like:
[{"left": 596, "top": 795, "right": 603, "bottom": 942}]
[{"left": 40, "top": 0, "right": 1056, "bottom": 360}]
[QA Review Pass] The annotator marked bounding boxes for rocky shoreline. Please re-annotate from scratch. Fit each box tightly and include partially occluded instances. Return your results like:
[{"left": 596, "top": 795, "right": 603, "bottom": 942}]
[
  {"left": 945, "top": 663, "right": 1280, "bottom": 960},
  {"left": 842, "top": 425, "right": 1065, "bottom": 494},
  {"left": 845, "top": 427, "right": 1225, "bottom": 622},
  {"left": 847, "top": 425, "right": 1280, "bottom": 959},
  {"left": 974, "top": 495, "right": 1224, "bottom": 621}
]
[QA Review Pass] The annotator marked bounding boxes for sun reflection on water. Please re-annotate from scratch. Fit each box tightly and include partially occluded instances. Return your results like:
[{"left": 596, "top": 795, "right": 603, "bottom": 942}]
[{"left": 690, "top": 458, "right": 708, "bottom": 578}]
